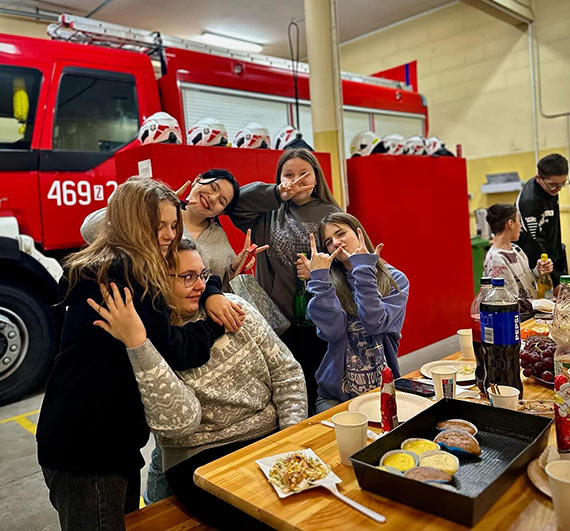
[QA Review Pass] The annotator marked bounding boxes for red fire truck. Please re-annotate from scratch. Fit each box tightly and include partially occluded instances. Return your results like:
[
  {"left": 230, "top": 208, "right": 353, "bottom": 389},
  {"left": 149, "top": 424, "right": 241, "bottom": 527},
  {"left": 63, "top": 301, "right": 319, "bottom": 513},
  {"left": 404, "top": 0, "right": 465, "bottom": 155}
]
[{"left": 0, "top": 14, "right": 428, "bottom": 404}]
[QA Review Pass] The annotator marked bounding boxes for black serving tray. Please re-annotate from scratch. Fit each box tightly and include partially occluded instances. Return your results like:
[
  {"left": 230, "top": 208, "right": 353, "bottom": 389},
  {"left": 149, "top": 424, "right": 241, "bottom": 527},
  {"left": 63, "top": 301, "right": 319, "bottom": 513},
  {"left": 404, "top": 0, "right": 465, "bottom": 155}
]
[{"left": 350, "top": 399, "right": 552, "bottom": 527}]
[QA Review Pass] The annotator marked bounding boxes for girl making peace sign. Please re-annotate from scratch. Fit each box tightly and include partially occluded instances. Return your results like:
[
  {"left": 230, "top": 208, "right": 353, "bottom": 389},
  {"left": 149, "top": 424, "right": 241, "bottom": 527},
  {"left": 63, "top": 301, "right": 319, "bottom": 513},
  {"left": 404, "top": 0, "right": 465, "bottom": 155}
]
[{"left": 298, "top": 213, "right": 409, "bottom": 413}]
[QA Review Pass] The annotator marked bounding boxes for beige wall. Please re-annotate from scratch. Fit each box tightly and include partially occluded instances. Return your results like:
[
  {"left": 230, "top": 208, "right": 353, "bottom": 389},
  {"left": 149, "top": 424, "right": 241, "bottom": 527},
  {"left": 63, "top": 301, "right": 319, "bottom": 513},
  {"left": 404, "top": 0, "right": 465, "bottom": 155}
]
[
  {"left": 0, "top": 15, "right": 49, "bottom": 39},
  {"left": 340, "top": 0, "right": 570, "bottom": 250}
]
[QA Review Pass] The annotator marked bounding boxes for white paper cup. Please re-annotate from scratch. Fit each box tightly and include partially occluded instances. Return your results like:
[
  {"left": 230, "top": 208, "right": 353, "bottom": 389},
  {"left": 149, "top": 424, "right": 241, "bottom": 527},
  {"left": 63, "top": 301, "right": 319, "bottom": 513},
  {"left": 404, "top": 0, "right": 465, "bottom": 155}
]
[
  {"left": 545, "top": 460, "right": 570, "bottom": 531},
  {"left": 431, "top": 366, "right": 458, "bottom": 400},
  {"left": 487, "top": 385, "right": 520, "bottom": 410},
  {"left": 457, "top": 329, "right": 475, "bottom": 360},
  {"left": 332, "top": 411, "right": 368, "bottom": 466}
]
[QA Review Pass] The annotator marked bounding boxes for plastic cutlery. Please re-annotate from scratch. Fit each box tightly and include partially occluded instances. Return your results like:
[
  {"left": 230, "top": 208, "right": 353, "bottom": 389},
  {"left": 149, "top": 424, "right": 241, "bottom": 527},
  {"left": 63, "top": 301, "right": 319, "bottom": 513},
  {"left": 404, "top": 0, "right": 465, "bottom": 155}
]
[{"left": 316, "top": 478, "right": 386, "bottom": 523}]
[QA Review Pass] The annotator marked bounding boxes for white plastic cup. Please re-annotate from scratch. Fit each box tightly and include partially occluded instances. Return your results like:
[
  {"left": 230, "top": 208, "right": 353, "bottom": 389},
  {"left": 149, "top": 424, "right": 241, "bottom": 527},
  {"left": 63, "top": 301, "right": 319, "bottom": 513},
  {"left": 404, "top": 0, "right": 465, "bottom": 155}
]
[
  {"left": 457, "top": 329, "right": 475, "bottom": 360},
  {"left": 431, "top": 366, "right": 458, "bottom": 400},
  {"left": 545, "top": 460, "right": 570, "bottom": 531},
  {"left": 487, "top": 385, "right": 520, "bottom": 410},
  {"left": 332, "top": 411, "right": 369, "bottom": 466}
]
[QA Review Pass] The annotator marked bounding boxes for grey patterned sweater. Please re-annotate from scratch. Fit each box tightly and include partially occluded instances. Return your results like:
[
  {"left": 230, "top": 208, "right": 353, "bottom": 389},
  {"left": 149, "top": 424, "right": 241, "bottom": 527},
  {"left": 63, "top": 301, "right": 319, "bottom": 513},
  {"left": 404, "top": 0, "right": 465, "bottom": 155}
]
[
  {"left": 230, "top": 183, "right": 341, "bottom": 321},
  {"left": 126, "top": 294, "right": 307, "bottom": 470}
]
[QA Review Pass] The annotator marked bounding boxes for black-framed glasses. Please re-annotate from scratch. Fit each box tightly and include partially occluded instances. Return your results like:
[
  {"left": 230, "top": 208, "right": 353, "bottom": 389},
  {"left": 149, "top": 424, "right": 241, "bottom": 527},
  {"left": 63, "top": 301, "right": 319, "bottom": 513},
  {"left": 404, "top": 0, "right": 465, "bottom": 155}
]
[
  {"left": 539, "top": 177, "right": 569, "bottom": 191},
  {"left": 170, "top": 269, "right": 212, "bottom": 287}
]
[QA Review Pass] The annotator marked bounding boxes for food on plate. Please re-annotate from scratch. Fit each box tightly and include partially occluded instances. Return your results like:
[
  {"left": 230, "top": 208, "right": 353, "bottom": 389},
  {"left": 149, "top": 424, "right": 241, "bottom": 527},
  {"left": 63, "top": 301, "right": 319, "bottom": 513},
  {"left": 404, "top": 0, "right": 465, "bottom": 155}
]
[
  {"left": 268, "top": 452, "right": 330, "bottom": 493},
  {"left": 404, "top": 466, "right": 452, "bottom": 483},
  {"left": 434, "top": 429, "right": 481, "bottom": 457},
  {"left": 401, "top": 438, "right": 439, "bottom": 456},
  {"left": 457, "top": 364, "right": 476, "bottom": 376},
  {"left": 419, "top": 451, "right": 459, "bottom": 475},
  {"left": 436, "top": 419, "right": 478, "bottom": 435},
  {"left": 380, "top": 450, "right": 418, "bottom": 472},
  {"left": 519, "top": 336, "right": 556, "bottom": 383},
  {"left": 517, "top": 399, "right": 555, "bottom": 417},
  {"left": 521, "top": 319, "right": 550, "bottom": 339}
]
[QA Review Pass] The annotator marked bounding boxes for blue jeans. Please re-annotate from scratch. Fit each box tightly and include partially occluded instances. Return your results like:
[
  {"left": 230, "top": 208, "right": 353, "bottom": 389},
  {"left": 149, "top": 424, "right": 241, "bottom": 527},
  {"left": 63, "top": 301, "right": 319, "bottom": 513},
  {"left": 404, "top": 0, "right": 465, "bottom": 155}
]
[
  {"left": 42, "top": 467, "right": 140, "bottom": 531},
  {"left": 315, "top": 396, "right": 342, "bottom": 413},
  {"left": 144, "top": 439, "right": 173, "bottom": 504}
]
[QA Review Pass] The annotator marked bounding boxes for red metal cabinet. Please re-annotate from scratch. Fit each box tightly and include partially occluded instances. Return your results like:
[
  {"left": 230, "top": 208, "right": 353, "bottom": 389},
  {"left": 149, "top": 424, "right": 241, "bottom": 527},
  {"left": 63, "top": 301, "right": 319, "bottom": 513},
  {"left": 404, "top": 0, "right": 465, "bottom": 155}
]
[{"left": 347, "top": 154, "right": 473, "bottom": 355}]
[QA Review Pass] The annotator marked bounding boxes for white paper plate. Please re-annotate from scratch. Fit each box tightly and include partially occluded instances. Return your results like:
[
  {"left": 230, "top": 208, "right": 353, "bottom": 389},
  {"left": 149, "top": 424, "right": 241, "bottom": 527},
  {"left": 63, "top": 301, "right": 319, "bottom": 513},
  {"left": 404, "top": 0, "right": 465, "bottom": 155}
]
[
  {"left": 420, "top": 360, "right": 476, "bottom": 383},
  {"left": 347, "top": 391, "right": 432, "bottom": 424},
  {"left": 256, "top": 449, "right": 341, "bottom": 499},
  {"left": 531, "top": 299, "right": 555, "bottom": 313}
]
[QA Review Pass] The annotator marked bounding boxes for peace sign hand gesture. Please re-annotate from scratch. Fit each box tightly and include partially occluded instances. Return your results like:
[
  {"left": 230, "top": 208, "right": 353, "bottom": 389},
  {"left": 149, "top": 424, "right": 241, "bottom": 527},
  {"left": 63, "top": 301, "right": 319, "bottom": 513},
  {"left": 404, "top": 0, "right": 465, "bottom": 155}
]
[
  {"left": 278, "top": 172, "right": 314, "bottom": 202},
  {"left": 298, "top": 233, "right": 344, "bottom": 272},
  {"left": 230, "top": 229, "right": 269, "bottom": 278}
]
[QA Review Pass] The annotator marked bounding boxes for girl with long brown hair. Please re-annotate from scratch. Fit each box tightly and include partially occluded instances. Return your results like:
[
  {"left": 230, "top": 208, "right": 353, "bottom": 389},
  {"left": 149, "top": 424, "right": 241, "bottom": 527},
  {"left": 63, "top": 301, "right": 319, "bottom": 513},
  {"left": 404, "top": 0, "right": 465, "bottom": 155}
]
[
  {"left": 230, "top": 148, "right": 341, "bottom": 413},
  {"left": 299, "top": 212, "right": 409, "bottom": 413},
  {"left": 36, "top": 177, "right": 227, "bottom": 531}
]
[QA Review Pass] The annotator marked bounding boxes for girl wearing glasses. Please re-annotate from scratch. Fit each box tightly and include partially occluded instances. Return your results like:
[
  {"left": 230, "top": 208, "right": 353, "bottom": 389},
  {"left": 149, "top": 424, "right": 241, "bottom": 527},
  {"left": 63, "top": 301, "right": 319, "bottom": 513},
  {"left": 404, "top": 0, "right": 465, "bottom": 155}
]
[
  {"left": 36, "top": 178, "right": 228, "bottom": 531},
  {"left": 298, "top": 213, "right": 409, "bottom": 413},
  {"left": 484, "top": 203, "right": 553, "bottom": 300},
  {"left": 230, "top": 148, "right": 341, "bottom": 413},
  {"left": 89, "top": 238, "right": 307, "bottom": 529}
]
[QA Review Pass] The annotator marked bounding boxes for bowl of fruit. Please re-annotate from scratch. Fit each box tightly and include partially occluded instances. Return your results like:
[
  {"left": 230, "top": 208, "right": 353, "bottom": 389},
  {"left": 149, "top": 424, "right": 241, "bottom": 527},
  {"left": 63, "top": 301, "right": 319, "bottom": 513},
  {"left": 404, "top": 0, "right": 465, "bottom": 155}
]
[{"left": 519, "top": 336, "right": 555, "bottom": 388}]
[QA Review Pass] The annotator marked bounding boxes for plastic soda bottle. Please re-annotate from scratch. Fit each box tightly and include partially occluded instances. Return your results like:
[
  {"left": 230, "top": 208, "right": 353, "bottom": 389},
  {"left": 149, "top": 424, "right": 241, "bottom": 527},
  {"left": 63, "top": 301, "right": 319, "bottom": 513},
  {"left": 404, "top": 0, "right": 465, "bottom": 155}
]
[
  {"left": 551, "top": 275, "right": 570, "bottom": 452},
  {"left": 537, "top": 253, "right": 554, "bottom": 299},
  {"left": 471, "top": 277, "right": 493, "bottom": 394},
  {"left": 480, "top": 278, "right": 523, "bottom": 397}
]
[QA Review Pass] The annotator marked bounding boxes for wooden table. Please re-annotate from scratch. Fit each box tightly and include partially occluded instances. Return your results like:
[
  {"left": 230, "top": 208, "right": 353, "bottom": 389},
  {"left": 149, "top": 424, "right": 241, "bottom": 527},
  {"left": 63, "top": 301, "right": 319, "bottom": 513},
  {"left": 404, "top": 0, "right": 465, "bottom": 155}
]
[{"left": 195, "top": 354, "right": 557, "bottom": 530}]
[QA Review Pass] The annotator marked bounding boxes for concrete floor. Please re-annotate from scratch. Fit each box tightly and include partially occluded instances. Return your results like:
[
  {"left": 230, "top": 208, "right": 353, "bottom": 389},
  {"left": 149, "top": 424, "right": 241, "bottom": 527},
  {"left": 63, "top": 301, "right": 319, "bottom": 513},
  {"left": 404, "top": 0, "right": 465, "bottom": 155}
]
[
  {"left": 0, "top": 335, "right": 457, "bottom": 531},
  {"left": 0, "top": 391, "right": 154, "bottom": 531}
]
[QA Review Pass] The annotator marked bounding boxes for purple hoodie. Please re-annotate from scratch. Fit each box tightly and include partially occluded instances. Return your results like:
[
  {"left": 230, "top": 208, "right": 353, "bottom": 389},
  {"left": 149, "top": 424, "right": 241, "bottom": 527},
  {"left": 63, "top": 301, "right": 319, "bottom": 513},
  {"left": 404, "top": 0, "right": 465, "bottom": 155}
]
[{"left": 307, "top": 253, "right": 409, "bottom": 403}]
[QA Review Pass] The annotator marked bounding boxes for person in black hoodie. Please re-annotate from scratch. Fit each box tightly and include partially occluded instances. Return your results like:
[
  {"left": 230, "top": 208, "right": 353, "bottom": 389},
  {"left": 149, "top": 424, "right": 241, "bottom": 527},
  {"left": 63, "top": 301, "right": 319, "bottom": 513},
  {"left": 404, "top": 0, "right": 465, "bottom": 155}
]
[
  {"left": 515, "top": 153, "right": 569, "bottom": 290},
  {"left": 36, "top": 177, "right": 238, "bottom": 531}
]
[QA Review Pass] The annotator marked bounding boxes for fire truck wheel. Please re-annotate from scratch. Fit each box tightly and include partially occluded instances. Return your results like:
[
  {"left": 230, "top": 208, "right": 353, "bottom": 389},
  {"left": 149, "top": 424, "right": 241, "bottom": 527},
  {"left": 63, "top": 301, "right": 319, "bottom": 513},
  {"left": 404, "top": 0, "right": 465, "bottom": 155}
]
[{"left": 0, "top": 283, "right": 57, "bottom": 406}]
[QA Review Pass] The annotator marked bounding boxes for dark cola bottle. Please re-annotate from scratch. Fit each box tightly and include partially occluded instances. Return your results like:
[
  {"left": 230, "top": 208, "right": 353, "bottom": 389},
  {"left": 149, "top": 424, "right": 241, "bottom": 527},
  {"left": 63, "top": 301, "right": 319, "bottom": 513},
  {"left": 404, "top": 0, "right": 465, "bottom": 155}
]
[
  {"left": 470, "top": 277, "right": 492, "bottom": 394},
  {"left": 480, "top": 277, "right": 523, "bottom": 398}
]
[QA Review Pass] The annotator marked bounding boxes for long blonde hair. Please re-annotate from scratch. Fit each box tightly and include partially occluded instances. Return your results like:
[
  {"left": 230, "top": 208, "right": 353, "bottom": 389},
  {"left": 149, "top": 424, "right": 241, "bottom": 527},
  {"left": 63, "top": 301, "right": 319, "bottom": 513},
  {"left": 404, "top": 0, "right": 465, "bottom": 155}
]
[
  {"left": 64, "top": 177, "right": 183, "bottom": 313},
  {"left": 275, "top": 148, "right": 340, "bottom": 208},
  {"left": 319, "top": 212, "right": 399, "bottom": 318}
]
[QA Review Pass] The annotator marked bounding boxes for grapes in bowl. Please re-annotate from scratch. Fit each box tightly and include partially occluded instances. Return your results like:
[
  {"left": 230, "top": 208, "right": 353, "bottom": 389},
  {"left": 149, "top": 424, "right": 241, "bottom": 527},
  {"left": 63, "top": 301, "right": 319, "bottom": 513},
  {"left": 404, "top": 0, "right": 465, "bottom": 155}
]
[{"left": 519, "top": 336, "right": 555, "bottom": 387}]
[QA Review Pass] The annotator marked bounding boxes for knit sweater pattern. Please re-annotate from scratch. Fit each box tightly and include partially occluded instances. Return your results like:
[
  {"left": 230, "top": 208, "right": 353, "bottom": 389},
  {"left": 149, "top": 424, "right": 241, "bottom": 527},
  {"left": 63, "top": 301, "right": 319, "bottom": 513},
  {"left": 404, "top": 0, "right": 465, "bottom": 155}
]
[{"left": 126, "top": 294, "right": 307, "bottom": 470}]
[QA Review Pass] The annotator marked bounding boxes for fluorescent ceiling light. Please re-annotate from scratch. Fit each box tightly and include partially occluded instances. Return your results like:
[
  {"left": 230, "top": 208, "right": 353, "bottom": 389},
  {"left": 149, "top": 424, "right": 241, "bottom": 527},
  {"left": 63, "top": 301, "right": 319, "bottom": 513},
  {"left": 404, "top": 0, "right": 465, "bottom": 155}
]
[{"left": 198, "top": 32, "right": 263, "bottom": 53}]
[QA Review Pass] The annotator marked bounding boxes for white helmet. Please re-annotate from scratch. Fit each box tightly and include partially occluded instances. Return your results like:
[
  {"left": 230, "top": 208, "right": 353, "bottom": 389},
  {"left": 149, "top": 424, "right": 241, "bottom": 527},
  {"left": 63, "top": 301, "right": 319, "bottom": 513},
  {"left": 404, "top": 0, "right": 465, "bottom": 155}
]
[
  {"left": 187, "top": 117, "right": 228, "bottom": 147},
  {"left": 349, "top": 131, "right": 383, "bottom": 157},
  {"left": 272, "top": 125, "right": 300, "bottom": 150},
  {"left": 138, "top": 112, "right": 183, "bottom": 145},
  {"left": 381, "top": 134, "right": 406, "bottom": 155},
  {"left": 405, "top": 135, "right": 427, "bottom": 155},
  {"left": 234, "top": 122, "right": 270, "bottom": 149},
  {"left": 425, "top": 136, "right": 447, "bottom": 156}
]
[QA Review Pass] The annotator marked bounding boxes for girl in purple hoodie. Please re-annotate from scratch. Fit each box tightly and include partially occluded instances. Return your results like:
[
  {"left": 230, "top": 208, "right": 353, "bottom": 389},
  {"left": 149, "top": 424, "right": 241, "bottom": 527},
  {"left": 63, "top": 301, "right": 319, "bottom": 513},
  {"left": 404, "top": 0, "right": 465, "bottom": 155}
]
[{"left": 299, "top": 213, "right": 409, "bottom": 413}]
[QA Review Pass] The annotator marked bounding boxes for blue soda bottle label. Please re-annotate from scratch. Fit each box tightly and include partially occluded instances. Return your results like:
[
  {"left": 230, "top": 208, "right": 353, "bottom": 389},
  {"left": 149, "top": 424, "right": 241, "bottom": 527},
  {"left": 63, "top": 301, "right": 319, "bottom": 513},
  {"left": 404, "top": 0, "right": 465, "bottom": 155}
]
[{"left": 480, "top": 309, "right": 520, "bottom": 345}]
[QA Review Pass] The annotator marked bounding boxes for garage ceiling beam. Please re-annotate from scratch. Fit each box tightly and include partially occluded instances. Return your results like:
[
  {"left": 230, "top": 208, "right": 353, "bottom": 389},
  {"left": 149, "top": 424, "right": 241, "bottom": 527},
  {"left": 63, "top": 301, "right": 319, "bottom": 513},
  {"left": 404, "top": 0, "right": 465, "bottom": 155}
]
[{"left": 461, "top": 0, "right": 533, "bottom": 26}]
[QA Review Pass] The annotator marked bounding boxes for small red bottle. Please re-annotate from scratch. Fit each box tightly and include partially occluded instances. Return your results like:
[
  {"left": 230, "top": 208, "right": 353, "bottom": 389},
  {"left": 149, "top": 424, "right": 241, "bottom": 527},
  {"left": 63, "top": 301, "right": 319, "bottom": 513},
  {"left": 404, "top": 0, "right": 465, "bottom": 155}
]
[{"left": 381, "top": 367, "right": 399, "bottom": 432}]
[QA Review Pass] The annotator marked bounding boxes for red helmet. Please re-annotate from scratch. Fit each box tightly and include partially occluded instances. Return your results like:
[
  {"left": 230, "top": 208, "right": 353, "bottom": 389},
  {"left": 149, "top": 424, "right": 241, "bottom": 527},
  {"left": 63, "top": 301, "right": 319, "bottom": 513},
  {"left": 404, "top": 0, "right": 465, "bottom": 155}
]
[{"left": 138, "top": 112, "right": 183, "bottom": 145}]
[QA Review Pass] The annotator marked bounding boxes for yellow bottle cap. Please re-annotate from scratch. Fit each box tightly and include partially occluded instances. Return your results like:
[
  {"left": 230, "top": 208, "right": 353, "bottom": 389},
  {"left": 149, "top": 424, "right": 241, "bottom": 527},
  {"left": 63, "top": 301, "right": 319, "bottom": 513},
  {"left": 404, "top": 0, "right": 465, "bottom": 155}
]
[{"left": 541, "top": 253, "right": 548, "bottom": 261}]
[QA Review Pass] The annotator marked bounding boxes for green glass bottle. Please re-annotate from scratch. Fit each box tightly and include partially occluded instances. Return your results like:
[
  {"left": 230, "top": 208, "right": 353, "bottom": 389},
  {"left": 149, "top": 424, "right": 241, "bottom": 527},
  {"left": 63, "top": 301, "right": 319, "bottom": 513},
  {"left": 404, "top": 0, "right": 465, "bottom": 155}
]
[{"left": 294, "top": 253, "right": 313, "bottom": 327}]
